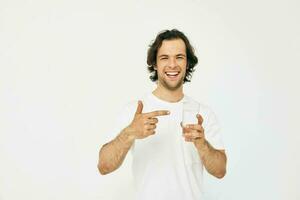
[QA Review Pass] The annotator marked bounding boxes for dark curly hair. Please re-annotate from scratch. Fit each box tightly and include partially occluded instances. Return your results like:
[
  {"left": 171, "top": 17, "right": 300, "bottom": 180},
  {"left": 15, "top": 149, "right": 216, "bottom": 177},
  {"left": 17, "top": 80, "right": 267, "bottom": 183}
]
[{"left": 147, "top": 29, "right": 198, "bottom": 83}]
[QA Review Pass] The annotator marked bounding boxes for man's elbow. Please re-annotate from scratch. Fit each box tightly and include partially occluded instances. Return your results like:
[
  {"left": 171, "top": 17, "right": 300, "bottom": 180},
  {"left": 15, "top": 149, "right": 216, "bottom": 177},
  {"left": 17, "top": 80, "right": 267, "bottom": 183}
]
[
  {"left": 97, "top": 162, "right": 111, "bottom": 175},
  {"left": 215, "top": 151, "right": 227, "bottom": 179},
  {"left": 98, "top": 145, "right": 112, "bottom": 175},
  {"left": 214, "top": 168, "right": 226, "bottom": 179}
]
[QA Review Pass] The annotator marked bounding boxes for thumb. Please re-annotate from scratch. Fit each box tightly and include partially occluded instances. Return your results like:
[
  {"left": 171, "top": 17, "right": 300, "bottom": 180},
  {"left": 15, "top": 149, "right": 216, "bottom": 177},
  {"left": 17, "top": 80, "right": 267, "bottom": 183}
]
[
  {"left": 197, "top": 114, "right": 203, "bottom": 125},
  {"left": 135, "top": 100, "right": 143, "bottom": 115}
]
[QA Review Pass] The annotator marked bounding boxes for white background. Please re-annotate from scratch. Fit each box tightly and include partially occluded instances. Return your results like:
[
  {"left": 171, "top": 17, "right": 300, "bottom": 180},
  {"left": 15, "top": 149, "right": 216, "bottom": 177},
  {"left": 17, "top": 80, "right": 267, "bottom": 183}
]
[{"left": 0, "top": 0, "right": 299, "bottom": 199}]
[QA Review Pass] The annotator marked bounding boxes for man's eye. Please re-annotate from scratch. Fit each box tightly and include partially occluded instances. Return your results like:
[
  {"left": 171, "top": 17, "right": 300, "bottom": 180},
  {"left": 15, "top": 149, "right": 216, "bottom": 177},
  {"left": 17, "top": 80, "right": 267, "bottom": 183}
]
[
  {"left": 161, "top": 57, "right": 168, "bottom": 60},
  {"left": 177, "top": 57, "right": 184, "bottom": 59}
]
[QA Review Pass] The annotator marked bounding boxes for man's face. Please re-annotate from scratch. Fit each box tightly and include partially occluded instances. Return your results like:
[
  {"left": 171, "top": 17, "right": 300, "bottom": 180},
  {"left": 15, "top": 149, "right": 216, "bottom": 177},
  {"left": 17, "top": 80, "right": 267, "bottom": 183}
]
[{"left": 156, "top": 39, "right": 187, "bottom": 91}]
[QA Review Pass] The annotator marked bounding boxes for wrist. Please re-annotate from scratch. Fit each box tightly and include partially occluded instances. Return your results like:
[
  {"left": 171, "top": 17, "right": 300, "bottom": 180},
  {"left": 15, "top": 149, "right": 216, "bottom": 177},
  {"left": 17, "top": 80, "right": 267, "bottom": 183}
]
[
  {"left": 194, "top": 138, "right": 207, "bottom": 150},
  {"left": 116, "top": 127, "right": 135, "bottom": 149},
  {"left": 123, "top": 126, "right": 136, "bottom": 142}
]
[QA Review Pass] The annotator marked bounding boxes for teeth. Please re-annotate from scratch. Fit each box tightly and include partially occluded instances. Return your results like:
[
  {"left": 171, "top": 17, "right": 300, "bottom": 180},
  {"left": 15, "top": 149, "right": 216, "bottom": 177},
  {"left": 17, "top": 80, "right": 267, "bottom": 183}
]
[{"left": 166, "top": 72, "right": 179, "bottom": 76}]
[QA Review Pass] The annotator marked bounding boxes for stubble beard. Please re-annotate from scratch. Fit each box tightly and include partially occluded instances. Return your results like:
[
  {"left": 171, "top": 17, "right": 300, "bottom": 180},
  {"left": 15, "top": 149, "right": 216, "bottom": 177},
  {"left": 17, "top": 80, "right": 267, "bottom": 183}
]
[{"left": 158, "top": 74, "right": 185, "bottom": 91}]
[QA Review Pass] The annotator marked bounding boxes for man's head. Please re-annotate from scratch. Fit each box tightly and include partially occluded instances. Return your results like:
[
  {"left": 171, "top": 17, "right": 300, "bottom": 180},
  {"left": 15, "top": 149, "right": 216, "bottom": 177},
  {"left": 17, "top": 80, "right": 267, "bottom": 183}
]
[{"left": 147, "top": 29, "right": 198, "bottom": 90}]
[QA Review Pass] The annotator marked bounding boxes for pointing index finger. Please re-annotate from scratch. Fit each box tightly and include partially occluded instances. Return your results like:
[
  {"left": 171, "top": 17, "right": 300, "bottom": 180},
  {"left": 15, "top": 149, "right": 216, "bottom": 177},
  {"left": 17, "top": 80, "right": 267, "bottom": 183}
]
[{"left": 145, "top": 110, "right": 170, "bottom": 118}]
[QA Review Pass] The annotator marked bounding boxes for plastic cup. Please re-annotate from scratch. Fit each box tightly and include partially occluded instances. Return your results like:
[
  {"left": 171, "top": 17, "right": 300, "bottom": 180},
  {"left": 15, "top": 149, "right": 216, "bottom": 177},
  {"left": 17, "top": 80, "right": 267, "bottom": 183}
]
[{"left": 182, "top": 100, "right": 200, "bottom": 126}]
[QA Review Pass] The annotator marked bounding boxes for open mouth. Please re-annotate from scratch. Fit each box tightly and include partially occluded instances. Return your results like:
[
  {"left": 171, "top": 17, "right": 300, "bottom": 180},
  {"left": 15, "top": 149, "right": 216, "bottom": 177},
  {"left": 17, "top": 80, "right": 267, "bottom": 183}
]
[{"left": 165, "top": 71, "right": 180, "bottom": 79}]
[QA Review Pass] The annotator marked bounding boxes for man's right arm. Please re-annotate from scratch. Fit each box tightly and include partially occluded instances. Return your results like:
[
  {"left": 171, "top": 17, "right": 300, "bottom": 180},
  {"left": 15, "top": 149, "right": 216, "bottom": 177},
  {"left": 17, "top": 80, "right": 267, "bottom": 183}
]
[
  {"left": 97, "top": 100, "right": 170, "bottom": 175},
  {"left": 97, "top": 126, "right": 135, "bottom": 175}
]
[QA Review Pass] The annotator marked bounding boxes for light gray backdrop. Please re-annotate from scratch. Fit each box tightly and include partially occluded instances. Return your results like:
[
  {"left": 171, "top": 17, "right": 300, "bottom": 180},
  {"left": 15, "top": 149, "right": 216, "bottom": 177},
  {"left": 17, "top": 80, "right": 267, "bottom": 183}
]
[{"left": 0, "top": 0, "right": 299, "bottom": 199}]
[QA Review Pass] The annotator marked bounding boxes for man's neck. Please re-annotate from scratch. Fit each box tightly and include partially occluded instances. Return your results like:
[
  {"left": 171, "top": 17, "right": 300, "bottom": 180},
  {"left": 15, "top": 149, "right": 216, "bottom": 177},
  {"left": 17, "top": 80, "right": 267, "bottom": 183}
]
[{"left": 152, "top": 85, "right": 184, "bottom": 103}]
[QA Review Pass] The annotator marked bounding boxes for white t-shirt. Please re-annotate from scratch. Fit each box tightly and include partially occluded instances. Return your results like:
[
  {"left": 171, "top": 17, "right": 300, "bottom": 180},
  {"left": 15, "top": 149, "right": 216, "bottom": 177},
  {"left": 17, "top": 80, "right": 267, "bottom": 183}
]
[{"left": 109, "top": 92, "right": 224, "bottom": 200}]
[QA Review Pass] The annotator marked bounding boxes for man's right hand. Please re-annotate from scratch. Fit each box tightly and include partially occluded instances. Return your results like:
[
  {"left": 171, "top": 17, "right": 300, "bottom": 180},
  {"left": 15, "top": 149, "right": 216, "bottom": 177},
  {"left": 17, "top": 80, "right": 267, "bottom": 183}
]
[{"left": 126, "top": 100, "right": 170, "bottom": 140}]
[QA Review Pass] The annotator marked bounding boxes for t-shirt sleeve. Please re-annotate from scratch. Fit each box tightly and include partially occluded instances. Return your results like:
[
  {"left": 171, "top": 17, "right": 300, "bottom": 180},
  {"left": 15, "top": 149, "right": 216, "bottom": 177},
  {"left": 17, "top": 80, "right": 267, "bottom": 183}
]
[{"left": 202, "top": 106, "right": 225, "bottom": 150}]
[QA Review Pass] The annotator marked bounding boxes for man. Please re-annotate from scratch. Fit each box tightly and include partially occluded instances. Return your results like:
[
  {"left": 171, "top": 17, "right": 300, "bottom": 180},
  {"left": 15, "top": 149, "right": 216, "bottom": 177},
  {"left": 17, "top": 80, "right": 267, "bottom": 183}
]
[{"left": 98, "top": 29, "right": 227, "bottom": 200}]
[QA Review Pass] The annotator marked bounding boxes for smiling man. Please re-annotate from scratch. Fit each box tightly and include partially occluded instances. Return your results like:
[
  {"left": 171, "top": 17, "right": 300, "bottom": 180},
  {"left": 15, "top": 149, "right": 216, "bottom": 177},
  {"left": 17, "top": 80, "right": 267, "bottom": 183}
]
[{"left": 98, "top": 29, "right": 227, "bottom": 200}]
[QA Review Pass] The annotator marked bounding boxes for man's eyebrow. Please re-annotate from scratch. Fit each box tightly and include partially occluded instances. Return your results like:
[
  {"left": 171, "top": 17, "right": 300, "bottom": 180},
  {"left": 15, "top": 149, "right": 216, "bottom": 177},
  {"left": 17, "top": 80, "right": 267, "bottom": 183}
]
[
  {"left": 158, "top": 54, "right": 186, "bottom": 57},
  {"left": 158, "top": 54, "right": 168, "bottom": 58}
]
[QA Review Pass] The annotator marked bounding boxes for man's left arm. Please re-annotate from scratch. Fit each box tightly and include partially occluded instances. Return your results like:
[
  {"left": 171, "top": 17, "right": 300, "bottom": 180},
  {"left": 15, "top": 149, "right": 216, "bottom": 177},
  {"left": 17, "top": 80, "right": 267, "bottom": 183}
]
[
  {"left": 194, "top": 138, "right": 227, "bottom": 178},
  {"left": 182, "top": 114, "right": 227, "bottom": 179}
]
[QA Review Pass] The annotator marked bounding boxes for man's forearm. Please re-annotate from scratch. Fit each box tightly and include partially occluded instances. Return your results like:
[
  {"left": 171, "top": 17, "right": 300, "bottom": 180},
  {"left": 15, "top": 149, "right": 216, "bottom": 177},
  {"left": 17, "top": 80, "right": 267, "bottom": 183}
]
[
  {"left": 194, "top": 139, "right": 227, "bottom": 178},
  {"left": 98, "top": 127, "right": 135, "bottom": 175}
]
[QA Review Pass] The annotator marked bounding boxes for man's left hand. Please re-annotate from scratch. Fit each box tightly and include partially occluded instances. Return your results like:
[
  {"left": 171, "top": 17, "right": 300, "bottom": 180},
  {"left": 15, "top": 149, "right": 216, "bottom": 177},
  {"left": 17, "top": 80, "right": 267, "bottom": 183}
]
[{"left": 181, "top": 114, "right": 205, "bottom": 143}]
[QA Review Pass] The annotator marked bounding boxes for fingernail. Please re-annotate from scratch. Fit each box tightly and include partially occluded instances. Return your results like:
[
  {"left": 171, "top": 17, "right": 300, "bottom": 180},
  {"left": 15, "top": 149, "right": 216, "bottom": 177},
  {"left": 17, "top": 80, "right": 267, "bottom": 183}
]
[{"left": 167, "top": 111, "right": 170, "bottom": 114}]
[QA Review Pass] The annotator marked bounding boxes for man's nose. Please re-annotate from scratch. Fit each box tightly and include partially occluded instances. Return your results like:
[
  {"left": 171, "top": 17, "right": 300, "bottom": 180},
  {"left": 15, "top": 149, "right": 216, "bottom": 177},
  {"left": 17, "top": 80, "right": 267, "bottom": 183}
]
[{"left": 168, "top": 57, "right": 177, "bottom": 68}]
